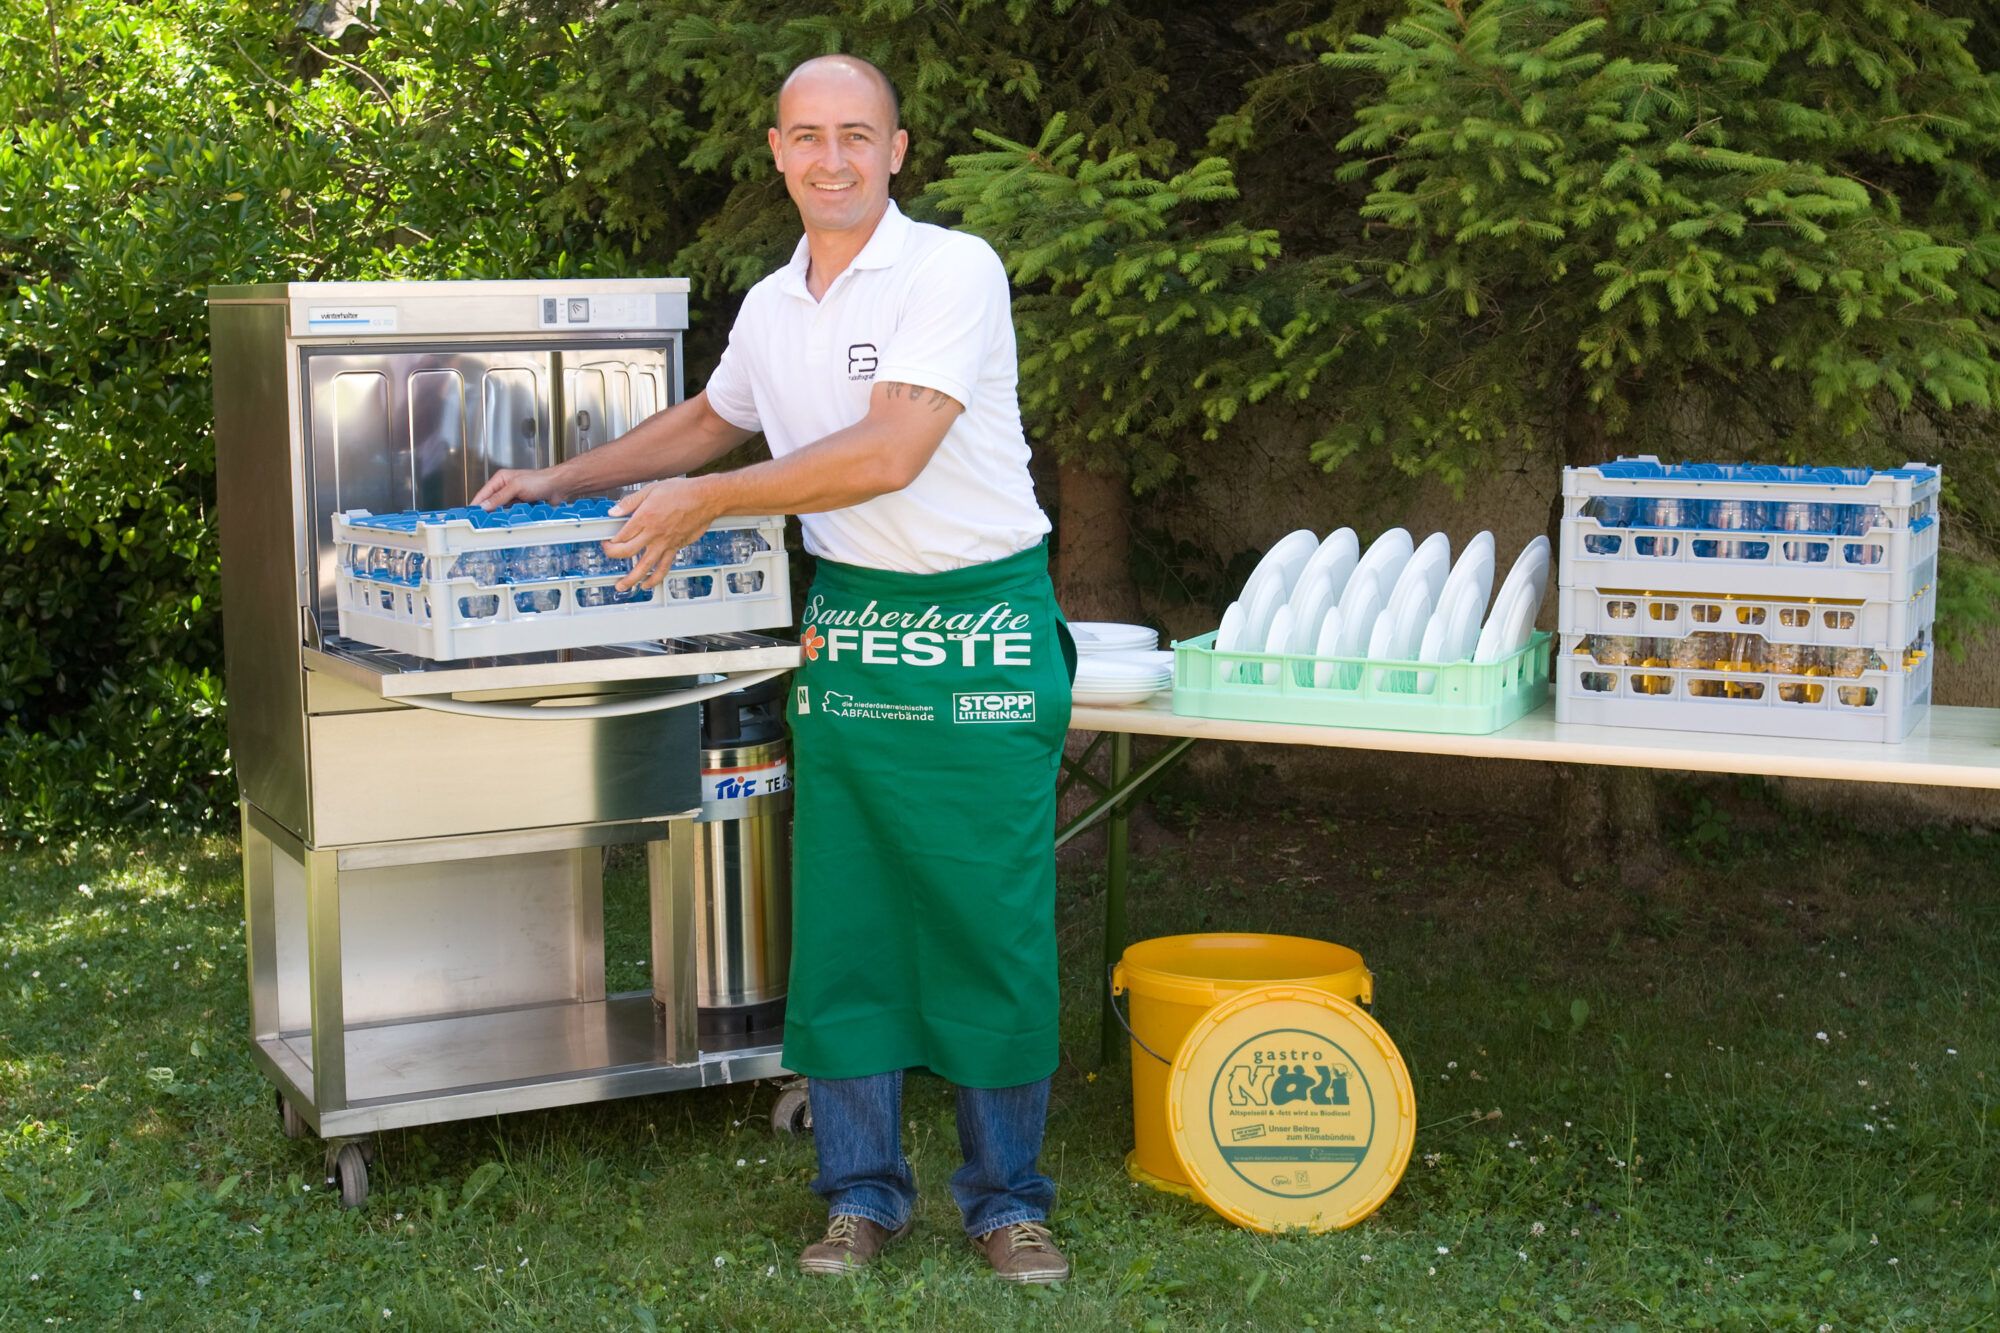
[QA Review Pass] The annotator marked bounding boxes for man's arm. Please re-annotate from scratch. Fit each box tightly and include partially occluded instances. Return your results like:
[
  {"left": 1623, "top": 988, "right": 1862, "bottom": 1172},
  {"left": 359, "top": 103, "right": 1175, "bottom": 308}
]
[
  {"left": 605, "top": 380, "right": 963, "bottom": 589},
  {"left": 472, "top": 390, "right": 755, "bottom": 507}
]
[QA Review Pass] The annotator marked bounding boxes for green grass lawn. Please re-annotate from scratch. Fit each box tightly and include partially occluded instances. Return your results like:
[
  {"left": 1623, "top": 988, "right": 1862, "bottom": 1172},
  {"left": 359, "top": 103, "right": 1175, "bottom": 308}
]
[{"left": 4, "top": 782, "right": 1998, "bottom": 1330}]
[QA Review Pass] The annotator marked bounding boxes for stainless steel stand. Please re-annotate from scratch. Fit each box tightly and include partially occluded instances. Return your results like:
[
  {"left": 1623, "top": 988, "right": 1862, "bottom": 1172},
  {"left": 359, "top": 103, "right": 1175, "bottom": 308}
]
[{"left": 241, "top": 801, "right": 786, "bottom": 1203}]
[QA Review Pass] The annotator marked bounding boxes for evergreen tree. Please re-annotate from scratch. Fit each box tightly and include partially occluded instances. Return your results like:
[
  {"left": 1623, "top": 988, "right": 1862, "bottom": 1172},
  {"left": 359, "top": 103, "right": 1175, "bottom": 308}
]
[{"left": 1320, "top": 0, "right": 2000, "bottom": 487}]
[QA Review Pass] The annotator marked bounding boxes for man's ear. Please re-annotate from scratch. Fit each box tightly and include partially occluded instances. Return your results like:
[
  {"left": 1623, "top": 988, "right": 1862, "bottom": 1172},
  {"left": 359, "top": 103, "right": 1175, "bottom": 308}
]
[
  {"left": 768, "top": 125, "right": 783, "bottom": 170},
  {"left": 891, "top": 127, "right": 909, "bottom": 174}
]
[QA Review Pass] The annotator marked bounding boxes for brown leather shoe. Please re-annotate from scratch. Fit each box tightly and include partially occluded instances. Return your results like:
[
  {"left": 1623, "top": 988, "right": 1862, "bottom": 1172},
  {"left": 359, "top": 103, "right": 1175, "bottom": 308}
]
[
  {"left": 797, "top": 1213, "right": 911, "bottom": 1276},
  {"left": 972, "top": 1220, "right": 1071, "bottom": 1284}
]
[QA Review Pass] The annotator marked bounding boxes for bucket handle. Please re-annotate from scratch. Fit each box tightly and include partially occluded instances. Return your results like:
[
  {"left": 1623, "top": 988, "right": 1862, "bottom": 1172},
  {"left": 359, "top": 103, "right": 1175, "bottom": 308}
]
[
  {"left": 1106, "top": 964, "right": 1175, "bottom": 1066},
  {"left": 1107, "top": 963, "right": 1380, "bottom": 1068}
]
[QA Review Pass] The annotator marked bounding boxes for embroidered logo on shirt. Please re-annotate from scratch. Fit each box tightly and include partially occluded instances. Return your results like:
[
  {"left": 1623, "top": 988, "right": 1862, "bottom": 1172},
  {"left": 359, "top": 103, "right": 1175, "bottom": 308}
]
[{"left": 847, "top": 343, "right": 878, "bottom": 381}]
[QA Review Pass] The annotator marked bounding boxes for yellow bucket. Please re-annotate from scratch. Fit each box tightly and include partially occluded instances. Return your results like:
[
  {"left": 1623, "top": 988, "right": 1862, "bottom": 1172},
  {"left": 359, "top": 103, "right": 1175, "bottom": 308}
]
[{"left": 1111, "top": 933, "right": 1373, "bottom": 1189}]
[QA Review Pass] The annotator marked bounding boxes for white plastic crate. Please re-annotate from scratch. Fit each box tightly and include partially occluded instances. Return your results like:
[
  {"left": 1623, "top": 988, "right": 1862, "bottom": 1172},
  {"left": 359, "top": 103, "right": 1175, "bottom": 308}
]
[
  {"left": 333, "top": 510, "right": 790, "bottom": 660},
  {"left": 1553, "top": 634, "right": 1931, "bottom": 743},
  {"left": 1557, "top": 580, "right": 1935, "bottom": 652},
  {"left": 1563, "top": 456, "right": 1941, "bottom": 527},
  {"left": 1559, "top": 457, "right": 1941, "bottom": 604},
  {"left": 1560, "top": 511, "right": 1938, "bottom": 604}
]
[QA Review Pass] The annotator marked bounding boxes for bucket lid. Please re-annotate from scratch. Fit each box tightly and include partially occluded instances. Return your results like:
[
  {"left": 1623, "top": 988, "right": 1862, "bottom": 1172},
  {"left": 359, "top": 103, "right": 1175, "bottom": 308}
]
[
  {"left": 1117, "top": 933, "right": 1372, "bottom": 1009},
  {"left": 1165, "top": 984, "right": 1414, "bottom": 1233}
]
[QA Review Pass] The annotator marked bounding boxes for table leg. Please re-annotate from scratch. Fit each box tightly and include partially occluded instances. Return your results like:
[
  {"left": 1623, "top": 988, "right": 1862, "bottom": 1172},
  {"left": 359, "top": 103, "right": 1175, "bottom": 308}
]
[{"left": 1100, "top": 732, "right": 1132, "bottom": 1067}]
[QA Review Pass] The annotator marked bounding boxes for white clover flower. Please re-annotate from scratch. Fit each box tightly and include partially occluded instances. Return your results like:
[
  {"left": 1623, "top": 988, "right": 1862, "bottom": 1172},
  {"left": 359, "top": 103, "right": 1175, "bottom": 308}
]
[
  {"left": 1530, "top": 1221, "right": 1546, "bottom": 1236},
  {"left": 1815, "top": 1031, "right": 1829, "bottom": 1042},
  {"left": 714, "top": 1254, "right": 727, "bottom": 1268},
  {"left": 1436, "top": 1245, "right": 1449, "bottom": 1255},
  {"left": 1359, "top": 1254, "right": 1372, "bottom": 1263},
  {"left": 133, "top": 1290, "right": 142, "bottom": 1301},
  {"left": 1518, "top": 1250, "right": 1528, "bottom": 1261}
]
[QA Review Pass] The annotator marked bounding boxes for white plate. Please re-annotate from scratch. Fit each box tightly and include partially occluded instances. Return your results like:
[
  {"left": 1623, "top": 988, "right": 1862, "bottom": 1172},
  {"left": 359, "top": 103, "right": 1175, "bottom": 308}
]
[
  {"left": 1414, "top": 584, "right": 1485, "bottom": 692},
  {"left": 1215, "top": 601, "right": 1248, "bottom": 655},
  {"left": 1328, "top": 570, "right": 1383, "bottom": 688},
  {"left": 1490, "top": 534, "right": 1551, "bottom": 627},
  {"left": 1368, "top": 583, "right": 1433, "bottom": 691},
  {"left": 1092, "top": 649, "right": 1174, "bottom": 674},
  {"left": 1349, "top": 528, "right": 1414, "bottom": 613},
  {"left": 1434, "top": 535, "right": 1496, "bottom": 634},
  {"left": 1069, "top": 621, "right": 1157, "bottom": 653},
  {"left": 1285, "top": 570, "right": 1337, "bottom": 654},
  {"left": 1251, "top": 605, "right": 1295, "bottom": 686},
  {"left": 1241, "top": 573, "right": 1286, "bottom": 663},
  {"left": 1071, "top": 683, "right": 1167, "bottom": 707},
  {"left": 1396, "top": 531, "right": 1451, "bottom": 609},
  {"left": 1311, "top": 604, "right": 1345, "bottom": 688},
  {"left": 1474, "top": 577, "right": 1540, "bottom": 664},
  {"left": 1296, "top": 528, "right": 1360, "bottom": 603},
  {"left": 1240, "top": 529, "right": 1320, "bottom": 606},
  {"left": 1075, "top": 656, "right": 1173, "bottom": 687}
]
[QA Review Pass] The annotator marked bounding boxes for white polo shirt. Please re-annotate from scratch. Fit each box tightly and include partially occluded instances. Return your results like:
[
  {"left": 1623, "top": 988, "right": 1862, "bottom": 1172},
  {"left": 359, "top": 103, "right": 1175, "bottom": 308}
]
[{"left": 701, "top": 201, "right": 1051, "bottom": 574}]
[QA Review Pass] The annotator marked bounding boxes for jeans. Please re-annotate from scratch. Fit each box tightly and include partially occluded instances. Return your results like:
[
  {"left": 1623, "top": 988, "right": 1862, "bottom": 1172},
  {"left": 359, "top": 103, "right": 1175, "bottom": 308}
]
[{"left": 808, "top": 1070, "right": 1056, "bottom": 1237}]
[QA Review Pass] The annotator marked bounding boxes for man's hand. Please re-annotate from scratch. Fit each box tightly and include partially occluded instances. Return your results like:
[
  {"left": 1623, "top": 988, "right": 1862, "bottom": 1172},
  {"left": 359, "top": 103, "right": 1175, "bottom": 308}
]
[
  {"left": 605, "top": 478, "right": 719, "bottom": 591},
  {"left": 473, "top": 467, "right": 566, "bottom": 510}
]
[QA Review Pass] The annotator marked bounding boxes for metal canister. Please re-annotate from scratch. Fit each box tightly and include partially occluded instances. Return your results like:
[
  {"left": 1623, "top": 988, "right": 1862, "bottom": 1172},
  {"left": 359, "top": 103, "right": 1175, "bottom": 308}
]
[{"left": 692, "top": 677, "right": 793, "bottom": 1040}]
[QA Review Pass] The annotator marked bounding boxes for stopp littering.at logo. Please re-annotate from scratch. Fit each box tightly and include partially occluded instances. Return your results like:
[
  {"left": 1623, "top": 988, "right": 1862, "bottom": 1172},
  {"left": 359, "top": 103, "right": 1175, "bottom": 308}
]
[{"left": 954, "top": 691, "right": 1036, "bottom": 724}]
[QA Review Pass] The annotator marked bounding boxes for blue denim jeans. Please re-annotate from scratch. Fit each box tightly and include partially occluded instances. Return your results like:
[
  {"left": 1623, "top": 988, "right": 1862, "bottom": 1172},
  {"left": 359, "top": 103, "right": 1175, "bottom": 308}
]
[{"left": 808, "top": 1070, "right": 1056, "bottom": 1236}]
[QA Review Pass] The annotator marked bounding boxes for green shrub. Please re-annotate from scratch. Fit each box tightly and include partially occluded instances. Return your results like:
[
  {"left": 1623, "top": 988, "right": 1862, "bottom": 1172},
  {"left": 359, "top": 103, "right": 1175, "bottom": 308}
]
[{"left": 0, "top": 1, "right": 605, "bottom": 838}]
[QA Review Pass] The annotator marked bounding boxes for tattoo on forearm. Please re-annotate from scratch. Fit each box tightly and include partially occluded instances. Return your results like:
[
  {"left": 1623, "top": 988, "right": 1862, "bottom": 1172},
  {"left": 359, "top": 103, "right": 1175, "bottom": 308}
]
[{"left": 882, "top": 381, "right": 959, "bottom": 413}]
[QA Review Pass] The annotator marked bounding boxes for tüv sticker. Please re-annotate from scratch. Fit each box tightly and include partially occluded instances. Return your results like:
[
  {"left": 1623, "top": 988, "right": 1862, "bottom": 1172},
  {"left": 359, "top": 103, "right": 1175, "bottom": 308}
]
[{"left": 954, "top": 691, "right": 1036, "bottom": 723}]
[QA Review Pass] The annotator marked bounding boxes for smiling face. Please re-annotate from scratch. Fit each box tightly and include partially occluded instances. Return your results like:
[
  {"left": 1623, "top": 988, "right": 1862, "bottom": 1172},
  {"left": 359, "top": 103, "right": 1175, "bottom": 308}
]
[{"left": 768, "top": 58, "right": 907, "bottom": 242}]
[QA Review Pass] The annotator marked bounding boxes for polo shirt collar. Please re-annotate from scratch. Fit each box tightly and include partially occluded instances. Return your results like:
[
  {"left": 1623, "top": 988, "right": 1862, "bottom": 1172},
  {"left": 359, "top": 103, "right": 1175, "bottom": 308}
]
[{"left": 779, "top": 200, "right": 912, "bottom": 301}]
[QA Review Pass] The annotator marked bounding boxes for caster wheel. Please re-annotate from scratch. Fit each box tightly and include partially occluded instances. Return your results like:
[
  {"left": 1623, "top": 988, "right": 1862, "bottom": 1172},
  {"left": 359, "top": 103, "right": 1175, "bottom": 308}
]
[
  {"left": 332, "top": 1142, "right": 369, "bottom": 1208},
  {"left": 771, "top": 1085, "right": 812, "bottom": 1136},
  {"left": 276, "top": 1091, "right": 307, "bottom": 1140}
]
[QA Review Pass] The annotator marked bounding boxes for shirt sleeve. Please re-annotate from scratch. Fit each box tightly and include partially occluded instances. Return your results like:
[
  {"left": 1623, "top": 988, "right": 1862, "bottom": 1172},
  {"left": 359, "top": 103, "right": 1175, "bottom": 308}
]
[
  {"left": 873, "top": 236, "right": 1010, "bottom": 410},
  {"left": 701, "top": 305, "right": 762, "bottom": 433}
]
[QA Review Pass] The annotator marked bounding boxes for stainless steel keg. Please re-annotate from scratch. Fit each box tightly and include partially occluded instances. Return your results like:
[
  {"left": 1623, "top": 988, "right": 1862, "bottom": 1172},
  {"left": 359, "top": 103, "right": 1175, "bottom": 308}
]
[{"left": 693, "top": 679, "right": 792, "bottom": 1040}]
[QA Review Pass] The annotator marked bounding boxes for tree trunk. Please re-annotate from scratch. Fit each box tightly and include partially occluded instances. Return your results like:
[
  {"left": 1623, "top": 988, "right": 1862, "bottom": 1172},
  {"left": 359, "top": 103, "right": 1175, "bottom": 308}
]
[
  {"left": 1054, "top": 460, "right": 1141, "bottom": 621},
  {"left": 1549, "top": 386, "right": 1669, "bottom": 886}
]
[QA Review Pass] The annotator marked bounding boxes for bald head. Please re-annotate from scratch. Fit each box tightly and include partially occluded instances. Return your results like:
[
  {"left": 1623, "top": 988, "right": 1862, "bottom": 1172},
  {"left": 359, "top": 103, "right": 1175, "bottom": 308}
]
[{"left": 776, "top": 55, "right": 900, "bottom": 133}]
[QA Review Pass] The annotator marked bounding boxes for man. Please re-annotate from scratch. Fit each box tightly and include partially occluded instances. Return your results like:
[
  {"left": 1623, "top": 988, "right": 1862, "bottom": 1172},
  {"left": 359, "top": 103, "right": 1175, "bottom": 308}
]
[{"left": 475, "top": 54, "right": 1074, "bottom": 1284}]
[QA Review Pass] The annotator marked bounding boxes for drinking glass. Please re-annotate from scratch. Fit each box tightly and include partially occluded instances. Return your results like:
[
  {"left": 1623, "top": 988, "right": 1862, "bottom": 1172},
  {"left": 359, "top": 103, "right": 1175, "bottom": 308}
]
[
  {"left": 1647, "top": 496, "right": 1699, "bottom": 529},
  {"left": 1773, "top": 500, "right": 1827, "bottom": 533},
  {"left": 1594, "top": 634, "right": 1640, "bottom": 667}
]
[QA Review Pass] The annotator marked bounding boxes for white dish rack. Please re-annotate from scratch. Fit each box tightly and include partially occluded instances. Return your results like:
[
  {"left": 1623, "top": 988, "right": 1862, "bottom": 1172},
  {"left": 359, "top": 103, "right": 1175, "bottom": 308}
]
[
  {"left": 1556, "top": 457, "right": 1940, "bottom": 743},
  {"left": 333, "top": 511, "right": 790, "bottom": 660},
  {"left": 1557, "top": 581, "right": 1936, "bottom": 654},
  {"left": 1556, "top": 636, "right": 1932, "bottom": 744}
]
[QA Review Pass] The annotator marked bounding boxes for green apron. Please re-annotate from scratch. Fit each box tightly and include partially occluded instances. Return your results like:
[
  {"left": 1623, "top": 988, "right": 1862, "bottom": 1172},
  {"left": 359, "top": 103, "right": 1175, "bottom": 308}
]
[{"left": 783, "top": 542, "right": 1075, "bottom": 1088}]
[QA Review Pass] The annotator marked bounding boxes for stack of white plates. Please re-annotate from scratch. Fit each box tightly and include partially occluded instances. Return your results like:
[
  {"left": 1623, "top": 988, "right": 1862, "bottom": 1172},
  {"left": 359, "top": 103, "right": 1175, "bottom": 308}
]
[
  {"left": 1070, "top": 621, "right": 1159, "bottom": 655},
  {"left": 1073, "top": 649, "right": 1173, "bottom": 707}
]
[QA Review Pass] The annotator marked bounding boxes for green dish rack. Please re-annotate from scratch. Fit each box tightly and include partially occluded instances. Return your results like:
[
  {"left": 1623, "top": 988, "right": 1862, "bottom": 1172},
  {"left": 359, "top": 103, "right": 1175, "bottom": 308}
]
[{"left": 1171, "top": 630, "right": 1552, "bottom": 734}]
